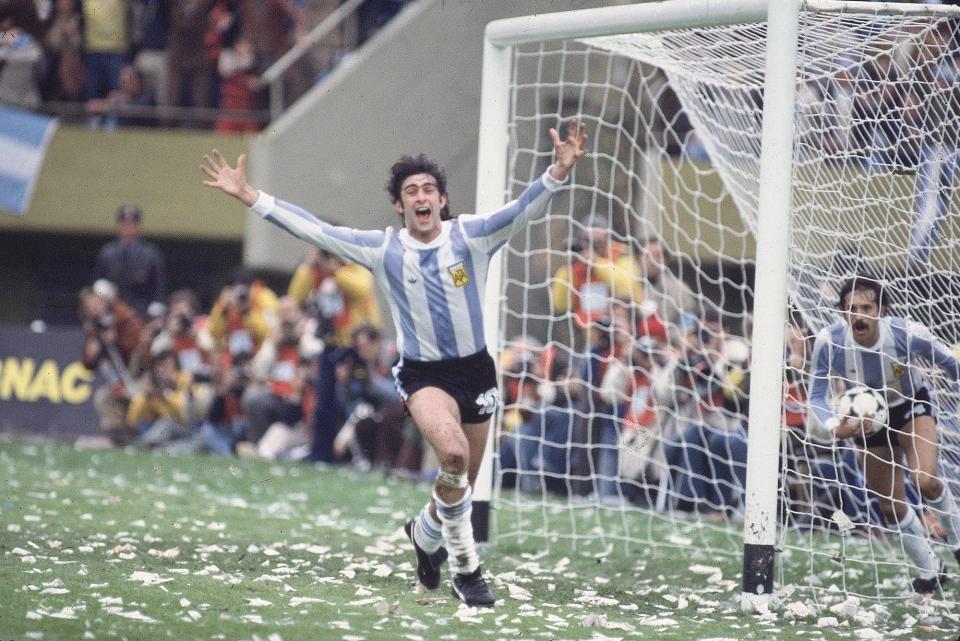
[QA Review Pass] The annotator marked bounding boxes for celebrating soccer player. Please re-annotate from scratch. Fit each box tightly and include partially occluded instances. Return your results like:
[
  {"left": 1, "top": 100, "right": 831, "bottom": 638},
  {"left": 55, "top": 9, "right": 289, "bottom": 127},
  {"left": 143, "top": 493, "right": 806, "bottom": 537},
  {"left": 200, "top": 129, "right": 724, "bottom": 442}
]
[
  {"left": 201, "top": 122, "right": 588, "bottom": 606},
  {"left": 809, "top": 275, "right": 960, "bottom": 594}
]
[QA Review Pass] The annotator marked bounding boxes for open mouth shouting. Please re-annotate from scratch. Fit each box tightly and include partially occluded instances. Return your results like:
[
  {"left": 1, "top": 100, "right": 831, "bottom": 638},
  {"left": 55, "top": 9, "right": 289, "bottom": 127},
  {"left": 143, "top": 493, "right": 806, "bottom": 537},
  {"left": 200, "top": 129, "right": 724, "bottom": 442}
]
[{"left": 414, "top": 206, "right": 432, "bottom": 223}]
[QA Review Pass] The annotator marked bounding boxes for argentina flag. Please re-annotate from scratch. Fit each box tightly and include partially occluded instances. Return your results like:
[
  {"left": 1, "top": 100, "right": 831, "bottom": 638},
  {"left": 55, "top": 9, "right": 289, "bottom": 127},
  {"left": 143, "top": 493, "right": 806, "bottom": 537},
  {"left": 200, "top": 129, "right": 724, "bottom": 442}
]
[{"left": 0, "top": 105, "right": 57, "bottom": 215}]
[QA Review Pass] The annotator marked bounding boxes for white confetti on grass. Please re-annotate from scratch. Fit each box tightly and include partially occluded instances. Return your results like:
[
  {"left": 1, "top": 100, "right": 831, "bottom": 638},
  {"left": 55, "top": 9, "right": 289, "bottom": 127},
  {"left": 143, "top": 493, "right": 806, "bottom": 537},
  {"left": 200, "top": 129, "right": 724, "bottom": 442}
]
[
  {"left": 26, "top": 606, "right": 78, "bottom": 620},
  {"left": 639, "top": 616, "right": 679, "bottom": 626},
  {"left": 506, "top": 583, "right": 532, "bottom": 601},
  {"left": 689, "top": 564, "right": 723, "bottom": 575},
  {"left": 128, "top": 571, "right": 173, "bottom": 586},
  {"left": 575, "top": 592, "right": 619, "bottom": 607},
  {"left": 247, "top": 597, "right": 273, "bottom": 607},
  {"left": 103, "top": 607, "right": 159, "bottom": 623},
  {"left": 667, "top": 534, "right": 693, "bottom": 546}
]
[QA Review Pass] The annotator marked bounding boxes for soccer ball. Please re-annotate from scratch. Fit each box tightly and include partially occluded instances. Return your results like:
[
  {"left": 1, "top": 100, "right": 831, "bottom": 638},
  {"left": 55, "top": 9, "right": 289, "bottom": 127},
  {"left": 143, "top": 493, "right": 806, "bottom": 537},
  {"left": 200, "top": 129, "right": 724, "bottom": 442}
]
[{"left": 837, "top": 386, "right": 888, "bottom": 435}]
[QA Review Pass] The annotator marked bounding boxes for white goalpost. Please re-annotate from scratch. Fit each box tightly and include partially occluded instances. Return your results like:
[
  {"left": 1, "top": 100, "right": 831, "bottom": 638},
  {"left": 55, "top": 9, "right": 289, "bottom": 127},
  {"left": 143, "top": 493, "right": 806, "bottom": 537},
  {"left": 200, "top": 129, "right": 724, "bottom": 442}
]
[{"left": 475, "top": 0, "right": 960, "bottom": 615}]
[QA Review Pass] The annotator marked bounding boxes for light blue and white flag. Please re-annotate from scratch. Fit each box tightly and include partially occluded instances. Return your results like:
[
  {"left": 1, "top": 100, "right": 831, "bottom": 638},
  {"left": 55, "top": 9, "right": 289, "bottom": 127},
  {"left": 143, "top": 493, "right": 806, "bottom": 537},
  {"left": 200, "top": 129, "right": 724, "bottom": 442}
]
[{"left": 0, "top": 105, "right": 58, "bottom": 216}]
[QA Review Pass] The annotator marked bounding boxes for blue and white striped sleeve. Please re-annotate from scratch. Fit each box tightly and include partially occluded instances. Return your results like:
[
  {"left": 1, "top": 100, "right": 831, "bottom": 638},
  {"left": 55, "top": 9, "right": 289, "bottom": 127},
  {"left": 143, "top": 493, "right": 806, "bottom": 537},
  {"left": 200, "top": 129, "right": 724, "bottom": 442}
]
[
  {"left": 457, "top": 169, "right": 567, "bottom": 254},
  {"left": 250, "top": 191, "right": 386, "bottom": 270},
  {"left": 808, "top": 327, "right": 838, "bottom": 434},
  {"left": 904, "top": 320, "right": 960, "bottom": 382}
]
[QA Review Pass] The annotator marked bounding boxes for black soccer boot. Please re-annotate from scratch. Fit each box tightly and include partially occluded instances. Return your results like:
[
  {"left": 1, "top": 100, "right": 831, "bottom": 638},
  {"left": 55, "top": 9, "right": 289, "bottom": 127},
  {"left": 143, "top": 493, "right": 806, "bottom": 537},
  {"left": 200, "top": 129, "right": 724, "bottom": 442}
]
[
  {"left": 912, "top": 562, "right": 948, "bottom": 595},
  {"left": 404, "top": 518, "right": 448, "bottom": 590},
  {"left": 451, "top": 566, "right": 496, "bottom": 607}
]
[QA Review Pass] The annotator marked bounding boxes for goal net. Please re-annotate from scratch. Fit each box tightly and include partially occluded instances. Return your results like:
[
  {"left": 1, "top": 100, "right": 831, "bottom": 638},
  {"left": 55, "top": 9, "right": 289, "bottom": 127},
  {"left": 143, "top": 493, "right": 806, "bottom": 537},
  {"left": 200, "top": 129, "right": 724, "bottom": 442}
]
[{"left": 486, "top": 0, "right": 960, "bottom": 610}]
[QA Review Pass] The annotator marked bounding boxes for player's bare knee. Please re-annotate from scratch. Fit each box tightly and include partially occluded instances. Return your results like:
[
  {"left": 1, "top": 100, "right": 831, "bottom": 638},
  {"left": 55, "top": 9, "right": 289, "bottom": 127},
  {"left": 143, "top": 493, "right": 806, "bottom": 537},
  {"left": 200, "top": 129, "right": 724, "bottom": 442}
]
[
  {"left": 439, "top": 451, "right": 468, "bottom": 475},
  {"left": 915, "top": 474, "right": 943, "bottom": 499}
]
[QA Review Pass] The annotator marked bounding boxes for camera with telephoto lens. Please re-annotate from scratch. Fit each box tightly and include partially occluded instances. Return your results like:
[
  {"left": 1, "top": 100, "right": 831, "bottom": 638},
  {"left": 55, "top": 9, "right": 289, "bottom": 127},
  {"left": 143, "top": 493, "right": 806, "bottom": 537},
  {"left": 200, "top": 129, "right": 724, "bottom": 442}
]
[
  {"left": 234, "top": 284, "right": 250, "bottom": 305},
  {"left": 280, "top": 319, "right": 298, "bottom": 340},
  {"left": 176, "top": 314, "right": 192, "bottom": 333}
]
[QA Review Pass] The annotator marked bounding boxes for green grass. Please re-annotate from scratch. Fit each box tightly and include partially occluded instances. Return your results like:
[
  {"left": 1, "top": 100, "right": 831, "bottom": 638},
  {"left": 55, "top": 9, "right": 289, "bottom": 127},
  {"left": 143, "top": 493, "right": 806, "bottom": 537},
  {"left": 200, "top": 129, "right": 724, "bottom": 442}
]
[{"left": 0, "top": 439, "right": 957, "bottom": 641}]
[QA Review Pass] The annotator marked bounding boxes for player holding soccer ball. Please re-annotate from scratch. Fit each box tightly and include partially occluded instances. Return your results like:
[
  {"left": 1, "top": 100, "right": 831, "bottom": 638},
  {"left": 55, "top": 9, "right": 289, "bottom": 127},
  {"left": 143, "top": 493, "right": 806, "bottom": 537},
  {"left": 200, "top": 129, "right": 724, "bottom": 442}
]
[
  {"left": 809, "top": 275, "right": 960, "bottom": 594},
  {"left": 200, "top": 122, "right": 588, "bottom": 607}
]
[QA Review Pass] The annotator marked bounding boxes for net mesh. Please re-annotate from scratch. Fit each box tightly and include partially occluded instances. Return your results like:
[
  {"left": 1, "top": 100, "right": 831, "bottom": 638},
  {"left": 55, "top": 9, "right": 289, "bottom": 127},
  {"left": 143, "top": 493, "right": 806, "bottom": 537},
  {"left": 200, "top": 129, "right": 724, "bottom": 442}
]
[{"left": 491, "top": 4, "right": 960, "bottom": 608}]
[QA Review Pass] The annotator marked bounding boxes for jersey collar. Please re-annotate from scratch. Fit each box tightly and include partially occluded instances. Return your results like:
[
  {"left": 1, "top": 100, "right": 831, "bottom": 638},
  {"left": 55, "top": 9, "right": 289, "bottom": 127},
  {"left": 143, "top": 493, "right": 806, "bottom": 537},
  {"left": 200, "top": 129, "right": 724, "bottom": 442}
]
[{"left": 398, "top": 220, "right": 451, "bottom": 250}]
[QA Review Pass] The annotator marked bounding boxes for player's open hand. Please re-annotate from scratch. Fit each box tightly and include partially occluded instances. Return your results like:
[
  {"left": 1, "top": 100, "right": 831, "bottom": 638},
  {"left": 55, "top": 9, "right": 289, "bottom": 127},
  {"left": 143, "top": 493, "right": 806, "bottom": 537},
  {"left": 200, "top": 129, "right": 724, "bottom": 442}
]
[
  {"left": 549, "top": 120, "right": 588, "bottom": 181},
  {"left": 835, "top": 414, "right": 877, "bottom": 439},
  {"left": 201, "top": 149, "right": 259, "bottom": 207}
]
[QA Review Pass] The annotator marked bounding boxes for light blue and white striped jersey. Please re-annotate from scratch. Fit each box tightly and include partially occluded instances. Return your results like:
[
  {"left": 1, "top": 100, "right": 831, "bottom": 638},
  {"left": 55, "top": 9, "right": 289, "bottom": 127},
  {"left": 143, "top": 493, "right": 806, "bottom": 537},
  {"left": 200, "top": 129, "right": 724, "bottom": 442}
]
[
  {"left": 251, "top": 169, "right": 565, "bottom": 361},
  {"left": 809, "top": 316, "right": 960, "bottom": 431}
]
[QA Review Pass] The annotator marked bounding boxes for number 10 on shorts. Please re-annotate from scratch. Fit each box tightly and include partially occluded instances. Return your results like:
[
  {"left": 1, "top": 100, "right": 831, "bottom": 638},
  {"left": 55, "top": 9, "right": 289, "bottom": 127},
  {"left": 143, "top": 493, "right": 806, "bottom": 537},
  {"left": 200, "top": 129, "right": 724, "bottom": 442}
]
[{"left": 475, "top": 388, "right": 500, "bottom": 415}]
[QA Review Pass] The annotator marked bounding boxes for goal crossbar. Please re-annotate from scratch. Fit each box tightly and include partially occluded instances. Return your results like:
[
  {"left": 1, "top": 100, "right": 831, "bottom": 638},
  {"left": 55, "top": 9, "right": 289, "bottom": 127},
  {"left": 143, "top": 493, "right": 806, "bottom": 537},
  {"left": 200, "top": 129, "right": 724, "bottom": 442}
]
[{"left": 484, "top": 0, "right": 960, "bottom": 49}]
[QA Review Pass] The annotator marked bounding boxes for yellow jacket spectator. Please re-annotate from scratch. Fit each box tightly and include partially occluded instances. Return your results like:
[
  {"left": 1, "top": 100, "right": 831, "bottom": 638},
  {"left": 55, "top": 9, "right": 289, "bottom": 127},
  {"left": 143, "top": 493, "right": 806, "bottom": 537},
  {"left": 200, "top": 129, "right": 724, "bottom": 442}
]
[
  {"left": 551, "top": 218, "right": 643, "bottom": 327},
  {"left": 82, "top": 0, "right": 129, "bottom": 54},
  {"left": 126, "top": 353, "right": 193, "bottom": 426},
  {"left": 208, "top": 270, "right": 279, "bottom": 359},
  {"left": 288, "top": 247, "right": 381, "bottom": 347}
]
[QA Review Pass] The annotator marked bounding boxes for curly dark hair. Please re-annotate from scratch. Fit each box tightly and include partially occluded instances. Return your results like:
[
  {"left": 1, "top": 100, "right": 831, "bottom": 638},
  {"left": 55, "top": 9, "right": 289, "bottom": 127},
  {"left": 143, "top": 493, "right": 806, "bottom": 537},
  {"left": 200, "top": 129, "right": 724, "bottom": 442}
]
[
  {"left": 837, "top": 274, "right": 886, "bottom": 313},
  {"left": 385, "top": 154, "right": 451, "bottom": 219}
]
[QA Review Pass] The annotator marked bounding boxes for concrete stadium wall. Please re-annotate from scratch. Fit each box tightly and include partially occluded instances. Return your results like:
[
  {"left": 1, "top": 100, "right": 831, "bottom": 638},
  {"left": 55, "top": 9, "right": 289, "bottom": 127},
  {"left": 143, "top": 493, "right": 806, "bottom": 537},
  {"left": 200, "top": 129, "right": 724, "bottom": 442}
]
[{"left": 0, "top": 126, "right": 249, "bottom": 240}]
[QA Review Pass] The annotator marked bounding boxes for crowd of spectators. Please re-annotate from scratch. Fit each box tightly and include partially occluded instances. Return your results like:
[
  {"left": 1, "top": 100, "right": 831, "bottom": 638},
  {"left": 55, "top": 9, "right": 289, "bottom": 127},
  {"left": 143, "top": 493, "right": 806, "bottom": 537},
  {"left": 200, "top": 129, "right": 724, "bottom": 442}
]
[
  {"left": 73, "top": 196, "right": 958, "bottom": 537},
  {"left": 492, "top": 223, "right": 823, "bottom": 526},
  {"left": 77, "top": 202, "right": 426, "bottom": 480},
  {"left": 0, "top": 0, "right": 409, "bottom": 128},
  {"left": 497, "top": 222, "right": 959, "bottom": 539}
]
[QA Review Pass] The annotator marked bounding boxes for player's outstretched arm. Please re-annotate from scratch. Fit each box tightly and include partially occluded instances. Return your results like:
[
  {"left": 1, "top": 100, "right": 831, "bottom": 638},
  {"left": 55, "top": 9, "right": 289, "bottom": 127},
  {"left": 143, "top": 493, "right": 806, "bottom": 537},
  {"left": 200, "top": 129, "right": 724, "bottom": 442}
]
[
  {"left": 548, "top": 120, "right": 588, "bottom": 182},
  {"left": 201, "top": 149, "right": 259, "bottom": 208}
]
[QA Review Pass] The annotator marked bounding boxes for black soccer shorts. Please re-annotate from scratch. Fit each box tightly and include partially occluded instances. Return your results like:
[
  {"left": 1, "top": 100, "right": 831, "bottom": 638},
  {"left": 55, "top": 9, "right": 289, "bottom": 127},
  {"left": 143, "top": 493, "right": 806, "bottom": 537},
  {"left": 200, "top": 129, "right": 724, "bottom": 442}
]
[
  {"left": 860, "top": 386, "right": 935, "bottom": 449},
  {"left": 393, "top": 349, "right": 500, "bottom": 424}
]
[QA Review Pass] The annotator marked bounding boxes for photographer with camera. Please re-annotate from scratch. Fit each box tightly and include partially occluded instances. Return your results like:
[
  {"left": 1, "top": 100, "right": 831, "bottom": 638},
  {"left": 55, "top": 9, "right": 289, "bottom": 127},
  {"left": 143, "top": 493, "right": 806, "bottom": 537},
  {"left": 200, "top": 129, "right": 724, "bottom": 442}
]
[
  {"left": 331, "top": 324, "right": 406, "bottom": 470},
  {"left": 241, "top": 296, "right": 321, "bottom": 458},
  {"left": 287, "top": 247, "right": 381, "bottom": 464},
  {"left": 150, "top": 290, "right": 214, "bottom": 373},
  {"left": 550, "top": 215, "right": 643, "bottom": 353},
  {"left": 78, "top": 281, "right": 145, "bottom": 445},
  {"left": 126, "top": 348, "right": 206, "bottom": 453},
  {"left": 208, "top": 267, "right": 279, "bottom": 360}
]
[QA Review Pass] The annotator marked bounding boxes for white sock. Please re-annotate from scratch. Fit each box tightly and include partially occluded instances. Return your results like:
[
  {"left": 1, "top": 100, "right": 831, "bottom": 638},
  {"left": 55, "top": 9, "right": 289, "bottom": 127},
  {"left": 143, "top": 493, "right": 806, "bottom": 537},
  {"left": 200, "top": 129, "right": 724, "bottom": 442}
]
[
  {"left": 897, "top": 508, "right": 941, "bottom": 579},
  {"left": 434, "top": 488, "right": 479, "bottom": 576},
  {"left": 926, "top": 486, "right": 960, "bottom": 549},
  {"left": 413, "top": 502, "right": 444, "bottom": 554}
]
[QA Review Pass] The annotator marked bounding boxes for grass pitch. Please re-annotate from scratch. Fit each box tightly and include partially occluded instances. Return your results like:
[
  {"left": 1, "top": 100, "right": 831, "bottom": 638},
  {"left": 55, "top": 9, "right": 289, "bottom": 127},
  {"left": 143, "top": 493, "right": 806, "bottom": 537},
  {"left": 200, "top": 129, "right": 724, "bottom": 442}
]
[{"left": 1, "top": 439, "right": 957, "bottom": 640}]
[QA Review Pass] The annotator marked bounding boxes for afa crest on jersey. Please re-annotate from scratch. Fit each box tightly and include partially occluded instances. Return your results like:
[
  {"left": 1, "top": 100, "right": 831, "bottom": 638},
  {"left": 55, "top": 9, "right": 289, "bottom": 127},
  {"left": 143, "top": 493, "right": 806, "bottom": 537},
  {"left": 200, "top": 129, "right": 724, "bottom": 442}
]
[{"left": 447, "top": 261, "right": 470, "bottom": 288}]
